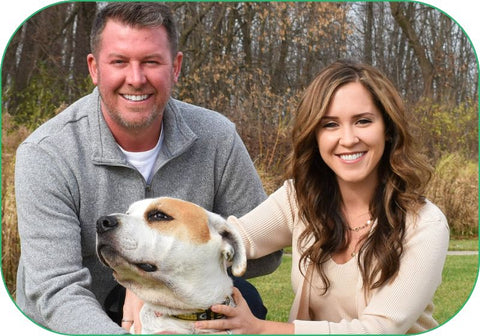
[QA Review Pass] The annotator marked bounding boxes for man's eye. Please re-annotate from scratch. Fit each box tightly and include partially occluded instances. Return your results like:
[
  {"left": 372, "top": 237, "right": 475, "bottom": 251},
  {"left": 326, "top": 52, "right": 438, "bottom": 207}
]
[{"left": 147, "top": 210, "right": 173, "bottom": 222}]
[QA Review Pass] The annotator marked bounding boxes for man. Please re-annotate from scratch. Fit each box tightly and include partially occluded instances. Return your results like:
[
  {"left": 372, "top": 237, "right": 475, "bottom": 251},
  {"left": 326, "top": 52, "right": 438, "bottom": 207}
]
[{"left": 15, "top": 2, "right": 281, "bottom": 334}]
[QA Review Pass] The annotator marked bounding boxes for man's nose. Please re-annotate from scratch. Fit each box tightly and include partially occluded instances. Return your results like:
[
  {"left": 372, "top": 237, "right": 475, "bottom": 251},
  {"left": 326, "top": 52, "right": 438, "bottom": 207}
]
[{"left": 126, "top": 63, "right": 147, "bottom": 87}]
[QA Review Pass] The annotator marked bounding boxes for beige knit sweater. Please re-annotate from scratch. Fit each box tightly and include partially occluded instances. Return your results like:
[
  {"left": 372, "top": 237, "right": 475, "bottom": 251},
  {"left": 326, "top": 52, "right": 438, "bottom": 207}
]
[{"left": 228, "top": 181, "right": 449, "bottom": 334}]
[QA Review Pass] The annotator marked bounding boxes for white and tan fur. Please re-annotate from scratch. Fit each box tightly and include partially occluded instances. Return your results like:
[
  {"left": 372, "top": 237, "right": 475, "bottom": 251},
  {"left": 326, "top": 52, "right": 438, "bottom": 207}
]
[{"left": 96, "top": 197, "right": 247, "bottom": 334}]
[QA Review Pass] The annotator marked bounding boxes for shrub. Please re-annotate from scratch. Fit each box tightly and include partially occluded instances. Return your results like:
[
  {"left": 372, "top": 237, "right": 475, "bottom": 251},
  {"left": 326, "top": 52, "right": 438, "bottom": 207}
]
[
  {"left": 1, "top": 112, "right": 32, "bottom": 296},
  {"left": 413, "top": 99, "right": 478, "bottom": 161},
  {"left": 426, "top": 153, "right": 478, "bottom": 237},
  {"left": 3, "top": 64, "right": 93, "bottom": 130}
]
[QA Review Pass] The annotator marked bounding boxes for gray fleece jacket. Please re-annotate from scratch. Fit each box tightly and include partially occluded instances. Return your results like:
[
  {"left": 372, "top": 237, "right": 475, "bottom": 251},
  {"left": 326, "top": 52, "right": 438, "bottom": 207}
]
[{"left": 15, "top": 88, "right": 280, "bottom": 334}]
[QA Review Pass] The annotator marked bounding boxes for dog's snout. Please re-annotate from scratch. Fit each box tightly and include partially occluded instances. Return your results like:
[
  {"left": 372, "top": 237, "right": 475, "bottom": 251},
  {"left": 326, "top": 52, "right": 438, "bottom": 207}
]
[{"left": 96, "top": 215, "right": 119, "bottom": 233}]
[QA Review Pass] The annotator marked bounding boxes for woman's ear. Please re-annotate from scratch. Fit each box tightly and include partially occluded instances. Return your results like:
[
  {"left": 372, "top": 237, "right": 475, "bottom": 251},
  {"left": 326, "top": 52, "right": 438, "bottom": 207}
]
[{"left": 385, "top": 131, "right": 393, "bottom": 143}]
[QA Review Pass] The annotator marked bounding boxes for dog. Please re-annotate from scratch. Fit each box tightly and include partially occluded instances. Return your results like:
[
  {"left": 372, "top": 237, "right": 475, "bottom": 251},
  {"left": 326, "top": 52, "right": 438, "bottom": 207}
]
[{"left": 96, "top": 197, "right": 247, "bottom": 334}]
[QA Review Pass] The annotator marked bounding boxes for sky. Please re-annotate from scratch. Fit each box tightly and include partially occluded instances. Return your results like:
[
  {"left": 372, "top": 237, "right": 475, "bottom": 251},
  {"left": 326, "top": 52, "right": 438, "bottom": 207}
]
[{"left": 1, "top": 0, "right": 479, "bottom": 334}]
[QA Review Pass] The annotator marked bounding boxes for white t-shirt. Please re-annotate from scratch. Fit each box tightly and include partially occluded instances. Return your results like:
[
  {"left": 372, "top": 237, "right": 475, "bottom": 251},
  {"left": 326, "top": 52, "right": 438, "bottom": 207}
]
[{"left": 119, "top": 127, "right": 164, "bottom": 183}]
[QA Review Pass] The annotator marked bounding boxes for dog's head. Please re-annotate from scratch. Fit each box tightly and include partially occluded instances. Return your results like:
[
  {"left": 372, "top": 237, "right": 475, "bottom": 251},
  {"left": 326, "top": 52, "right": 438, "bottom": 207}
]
[{"left": 96, "top": 197, "right": 246, "bottom": 311}]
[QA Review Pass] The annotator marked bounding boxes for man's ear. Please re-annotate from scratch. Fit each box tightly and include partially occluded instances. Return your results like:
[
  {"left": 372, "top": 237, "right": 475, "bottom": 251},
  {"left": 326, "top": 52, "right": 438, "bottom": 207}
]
[
  {"left": 87, "top": 53, "right": 99, "bottom": 85},
  {"left": 172, "top": 51, "right": 183, "bottom": 83}
]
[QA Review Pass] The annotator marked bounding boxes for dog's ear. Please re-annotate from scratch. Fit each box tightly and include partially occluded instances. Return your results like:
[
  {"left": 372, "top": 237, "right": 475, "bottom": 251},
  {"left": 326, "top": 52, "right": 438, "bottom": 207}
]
[{"left": 209, "top": 214, "right": 247, "bottom": 277}]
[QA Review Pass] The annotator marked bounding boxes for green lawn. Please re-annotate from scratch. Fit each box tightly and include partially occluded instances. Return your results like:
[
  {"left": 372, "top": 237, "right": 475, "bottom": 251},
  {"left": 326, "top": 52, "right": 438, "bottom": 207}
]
[
  {"left": 250, "top": 255, "right": 294, "bottom": 322},
  {"left": 449, "top": 239, "right": 479, "bottom": 251},
  {"left": 434, "top": 254, "right": 478, "bottom": 324},
  {"left": 250, "top": 243, "right": 479, "bottom": 325}
]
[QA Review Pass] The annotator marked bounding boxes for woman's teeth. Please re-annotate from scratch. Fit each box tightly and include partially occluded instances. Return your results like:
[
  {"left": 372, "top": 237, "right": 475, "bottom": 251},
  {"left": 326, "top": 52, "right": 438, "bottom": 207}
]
[{"left": 340, "top": 152, "right": 364, "bottom": 161}]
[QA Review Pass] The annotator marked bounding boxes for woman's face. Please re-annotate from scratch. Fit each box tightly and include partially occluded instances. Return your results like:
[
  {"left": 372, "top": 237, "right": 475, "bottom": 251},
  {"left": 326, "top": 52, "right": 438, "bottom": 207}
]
[{"left": 315, "top": 81, "right": 386, "bottom": 189}]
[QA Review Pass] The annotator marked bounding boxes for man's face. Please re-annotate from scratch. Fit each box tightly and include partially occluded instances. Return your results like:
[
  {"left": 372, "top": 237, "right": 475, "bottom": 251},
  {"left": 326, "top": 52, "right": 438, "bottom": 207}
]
[{"left": 87, "top": 20, "right": 182, "bottom": 132}]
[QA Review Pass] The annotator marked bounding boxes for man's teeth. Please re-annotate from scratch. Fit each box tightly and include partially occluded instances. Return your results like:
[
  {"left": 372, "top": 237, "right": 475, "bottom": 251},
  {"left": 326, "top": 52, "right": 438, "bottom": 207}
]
[
  {"left": 123, "top": 94, "right": 149, "bottom": 101},
  {"left": 340, "top": 152, "right": 364, "bottom": 161}
]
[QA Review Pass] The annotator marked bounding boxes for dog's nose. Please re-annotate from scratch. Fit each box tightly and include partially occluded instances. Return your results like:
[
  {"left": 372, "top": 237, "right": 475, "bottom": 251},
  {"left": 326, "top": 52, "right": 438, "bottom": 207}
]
[{"left": 96, "top": 215, "right": 119, "bottom": 233}]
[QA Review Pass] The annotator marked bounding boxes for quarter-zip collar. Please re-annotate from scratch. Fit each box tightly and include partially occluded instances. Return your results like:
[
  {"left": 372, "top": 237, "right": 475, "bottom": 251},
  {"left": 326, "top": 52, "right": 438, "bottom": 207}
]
[{"left": 90, "top": 87, "right": 198, "bottom": 170}]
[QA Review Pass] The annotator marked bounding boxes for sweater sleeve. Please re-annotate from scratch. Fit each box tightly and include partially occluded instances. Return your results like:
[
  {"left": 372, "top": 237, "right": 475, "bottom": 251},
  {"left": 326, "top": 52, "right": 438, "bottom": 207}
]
[
  {"left": 228, "top": 181, "right": 296, "bottom": 259},
  {"left": 214, "top": 127, "right": 282, "bottom": 278},
  {"left": 15, "top": 142, "right": 127, "bottom": 334},
  {"left": 293, "top": 201, "right": 450, "bottom": 334}
]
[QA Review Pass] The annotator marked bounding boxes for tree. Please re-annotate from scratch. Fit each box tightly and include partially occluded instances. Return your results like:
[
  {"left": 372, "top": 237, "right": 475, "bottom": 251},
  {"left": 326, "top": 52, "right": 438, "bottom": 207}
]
[
  {"left": 390, "top": 2, "right": 435, "bottom": 100},
  {"left": 1, "top": 1, "right": 477, "bottom": 161},
  {"left": 2, "top": 2, "right": 96, "bottom": 116}
]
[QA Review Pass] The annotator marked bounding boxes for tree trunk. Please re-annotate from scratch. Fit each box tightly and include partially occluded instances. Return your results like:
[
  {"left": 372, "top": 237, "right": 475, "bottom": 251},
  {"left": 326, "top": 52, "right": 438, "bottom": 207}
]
[
  {"left": 390, "top": 2, "right": 434, "bottom": 99},
  {"left": 72, "top": 3, "right": 96, "bottom": 81},
  {"left": 364, "top": 2, "right": 373, "bottom": 64}
]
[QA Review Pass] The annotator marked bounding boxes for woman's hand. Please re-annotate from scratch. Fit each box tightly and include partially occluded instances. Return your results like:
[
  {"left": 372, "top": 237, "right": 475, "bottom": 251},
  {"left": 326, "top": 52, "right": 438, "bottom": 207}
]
[
  {"left": 195, "top": 287, "right": 264, "bottom": 334},
  {"left": 122, "top": 289, "right": 144, "bottom": 333}
]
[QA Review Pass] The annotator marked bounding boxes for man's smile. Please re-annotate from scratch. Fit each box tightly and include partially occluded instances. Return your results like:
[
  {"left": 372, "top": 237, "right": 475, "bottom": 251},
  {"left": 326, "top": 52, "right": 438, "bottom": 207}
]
[{"left": 122, "top": 94, "right": 152, "bottom": 102}]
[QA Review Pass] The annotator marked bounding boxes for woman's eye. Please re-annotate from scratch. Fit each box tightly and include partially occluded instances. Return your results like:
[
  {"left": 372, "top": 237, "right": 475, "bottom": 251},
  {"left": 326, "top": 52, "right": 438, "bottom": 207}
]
[
  {"left": 323, "top": 122, "right": 337, "bottom": 128},
  {"left": 356, "top": 118, "right": 372, "bottom": 125}
]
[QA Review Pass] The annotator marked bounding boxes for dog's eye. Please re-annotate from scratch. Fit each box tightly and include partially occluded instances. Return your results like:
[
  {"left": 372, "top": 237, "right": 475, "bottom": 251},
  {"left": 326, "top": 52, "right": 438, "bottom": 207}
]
[
  {"left": 147, "top": 210, "right": 173, "bottom": 222},
  {"left": 136, "top": 263, "right": 158, "bottom": 272}
]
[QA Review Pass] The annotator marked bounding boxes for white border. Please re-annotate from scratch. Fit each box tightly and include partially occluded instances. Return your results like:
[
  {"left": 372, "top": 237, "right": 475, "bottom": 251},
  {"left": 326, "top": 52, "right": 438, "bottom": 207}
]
[{"left": 1, "top": 1, "right": 479, "bottom": 335}]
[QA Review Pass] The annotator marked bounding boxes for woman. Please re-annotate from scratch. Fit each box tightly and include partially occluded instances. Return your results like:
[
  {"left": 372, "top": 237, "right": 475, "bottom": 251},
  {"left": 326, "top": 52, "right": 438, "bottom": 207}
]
[{"left": 195, "top": 60, "right": 449, "bottom": 334}]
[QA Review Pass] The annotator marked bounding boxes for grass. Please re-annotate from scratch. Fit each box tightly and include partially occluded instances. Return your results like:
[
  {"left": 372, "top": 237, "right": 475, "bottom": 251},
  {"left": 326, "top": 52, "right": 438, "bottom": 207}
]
[
  {"left": 449, "top": 239, "right": 479, "bottom": 251},
  {"left": 250, "top": 250, "right": 479, "bottom": 325},
  {"left": 433, "top": 255, "right": 478, "bottom": 324},
  {"left": 250, "top": 255, "right": 295, "bottom": 322}
]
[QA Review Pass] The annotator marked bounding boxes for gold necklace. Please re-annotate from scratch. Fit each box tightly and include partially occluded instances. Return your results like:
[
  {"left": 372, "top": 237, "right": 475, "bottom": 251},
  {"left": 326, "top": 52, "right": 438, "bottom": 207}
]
[
  {"left": 349, "top": 219, "right": 373, "bottom": 257},
  {"left": 348, "top": 219, "right": 372, "bottom": 232}
]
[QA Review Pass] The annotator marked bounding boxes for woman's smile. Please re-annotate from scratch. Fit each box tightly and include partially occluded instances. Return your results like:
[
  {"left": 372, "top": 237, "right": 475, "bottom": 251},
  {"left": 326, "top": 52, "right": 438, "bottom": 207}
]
[{"left": 337, "top": 151, "right": 367, "bottom": 163}]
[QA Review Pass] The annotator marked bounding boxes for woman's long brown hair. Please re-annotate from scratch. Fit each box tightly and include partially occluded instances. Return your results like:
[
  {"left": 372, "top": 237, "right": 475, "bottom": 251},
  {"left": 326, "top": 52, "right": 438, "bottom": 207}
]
[{"left": 286, "top": 60, "right": 432, "bottom": 293}]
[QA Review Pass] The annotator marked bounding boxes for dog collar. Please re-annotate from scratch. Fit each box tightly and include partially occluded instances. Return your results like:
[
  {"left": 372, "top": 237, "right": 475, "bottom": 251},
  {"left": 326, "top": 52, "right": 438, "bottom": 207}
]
[
  {"left": 171, "top": 309, "right": 225, "bottom": 321},
  {"left": 170, "top": 296, "right": 232, "bottom": 321}
]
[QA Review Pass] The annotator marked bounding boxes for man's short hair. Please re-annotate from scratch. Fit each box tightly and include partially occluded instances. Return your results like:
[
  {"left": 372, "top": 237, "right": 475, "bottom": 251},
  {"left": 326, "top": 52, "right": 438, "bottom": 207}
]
[{"left": 90, "top": 2, "right": 179, "bottom": 58}]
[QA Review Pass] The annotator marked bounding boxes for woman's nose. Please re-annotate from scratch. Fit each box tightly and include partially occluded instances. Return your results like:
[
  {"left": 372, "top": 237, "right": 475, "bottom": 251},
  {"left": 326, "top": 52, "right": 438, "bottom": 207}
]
[{"left": 338, "top": 126, "right": 359, "bottom": 146}]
